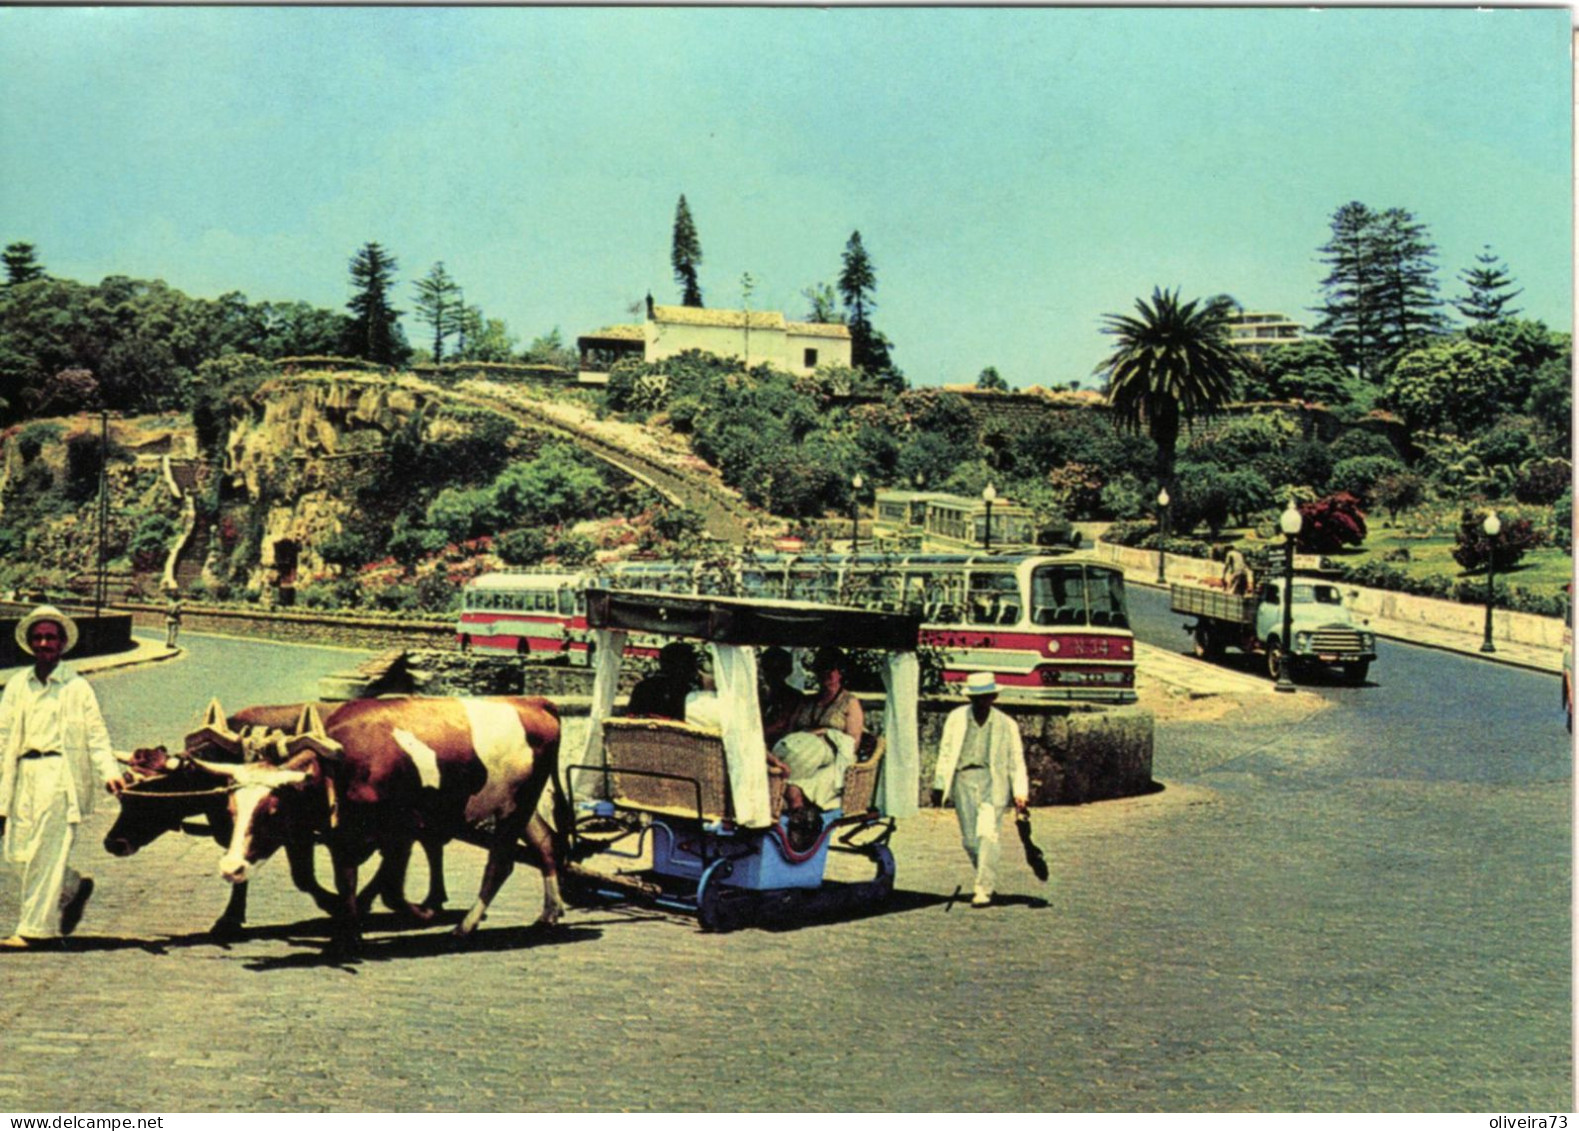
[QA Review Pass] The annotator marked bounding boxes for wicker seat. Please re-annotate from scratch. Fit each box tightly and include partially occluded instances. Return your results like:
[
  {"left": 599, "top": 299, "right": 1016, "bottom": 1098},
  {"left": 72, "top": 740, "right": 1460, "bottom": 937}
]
[
  {"left": 838, "top": 737, "right": 886, "bottom": 817},
  {"left": 601, "top": 717, "right": 785, "bottom": 822}
]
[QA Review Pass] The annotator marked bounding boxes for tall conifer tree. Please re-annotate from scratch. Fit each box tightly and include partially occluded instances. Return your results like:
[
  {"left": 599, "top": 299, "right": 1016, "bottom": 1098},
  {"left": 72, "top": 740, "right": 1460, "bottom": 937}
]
[
  {"left": 344, "top": 242, "right": 405, "bottom": 366},
  {"left": 1454, "top": 245, "right": 1524, "bottom": 323},
  {"left": 671, "top": 195, "right": 704, "bottom": 308},
  {"left": 3, "top": 242, "right": 45, "bottom": 286},
  {"left": 413, "top": 261, "right": 463, "bottom": 362}
]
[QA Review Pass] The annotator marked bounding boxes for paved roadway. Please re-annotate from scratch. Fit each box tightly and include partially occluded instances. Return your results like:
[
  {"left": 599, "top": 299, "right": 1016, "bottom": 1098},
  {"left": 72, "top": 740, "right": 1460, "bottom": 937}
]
[{"left": 0, "top": 627, "right": 1568, "bottom": 1113}]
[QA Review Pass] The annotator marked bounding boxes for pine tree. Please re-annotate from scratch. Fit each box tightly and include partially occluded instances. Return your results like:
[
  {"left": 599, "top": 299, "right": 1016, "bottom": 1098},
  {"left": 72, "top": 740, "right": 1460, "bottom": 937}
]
[
  {"left": 1312, "top": 201, "right": 1384, "bottom": 383},
  {"left": 3, "top": 242, "right": 44, "bottom": 286},
  {"left": 671, "top": 195, "right": 703, "bottom": 308},
  {"left": 343, "top": 242, "right": 405, "bottom": 366},
  {"left": 1370, "top": 207, "right": 1449, "bottom": 358},
  {"left": 1312, "top": 202, "right": 1446, "bottom": 383},
  {"left": 838, "top": 230, "right": 887, "bottom": 373},
  {"left": 1455, "top": 245, "right": 1523, "bottom": 323},
  {"left": 413, "top": 262, "right": 463, "bottom": 362}
]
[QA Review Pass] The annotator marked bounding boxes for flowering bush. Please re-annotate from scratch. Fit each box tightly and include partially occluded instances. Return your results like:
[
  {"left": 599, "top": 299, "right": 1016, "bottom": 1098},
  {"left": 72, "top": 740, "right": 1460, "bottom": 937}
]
[{"left": 1296, "top": 492, "right": 1368, "bottom": 554}]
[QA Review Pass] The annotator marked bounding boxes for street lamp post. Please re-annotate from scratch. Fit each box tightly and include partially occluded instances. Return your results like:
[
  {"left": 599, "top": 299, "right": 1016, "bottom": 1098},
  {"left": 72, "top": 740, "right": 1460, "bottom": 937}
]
[
  {"left": 1275, "top": 499, "right": 1302, "bottom": 693},
  {"left": 94, "top": 409, "right": 109, "bottom": 618},
  {"left": 982, "top": 484, "right": 997, "bottom": 552},
  {"left": 851, "top": 473, "right": 864, "bottom": 559},
  {"left": 1481, "top": 511, "right": 1501, "bottom": 653},
  {"left": 1156, "top": 487, "right": 1170, "bottom": 584}
]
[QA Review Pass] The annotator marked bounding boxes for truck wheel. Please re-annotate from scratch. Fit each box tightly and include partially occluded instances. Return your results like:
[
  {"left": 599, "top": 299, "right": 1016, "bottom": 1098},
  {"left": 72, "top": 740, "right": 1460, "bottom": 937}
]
[
  {"left": 1192, "top": 624, "right": 1218, "bottom": 661},
  {"left": 1342, "top": 661, "right": 1370, "bottom": 686},
  {"left": 1266, "top": 639, "right": 1287, "bottom": 682}
]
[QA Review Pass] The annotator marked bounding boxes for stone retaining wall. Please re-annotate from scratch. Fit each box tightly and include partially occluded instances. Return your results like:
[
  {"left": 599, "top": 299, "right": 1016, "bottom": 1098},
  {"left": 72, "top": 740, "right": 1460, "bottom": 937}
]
[{"left": 1092, "top": 540, "right": 1566, "bottom": 650}]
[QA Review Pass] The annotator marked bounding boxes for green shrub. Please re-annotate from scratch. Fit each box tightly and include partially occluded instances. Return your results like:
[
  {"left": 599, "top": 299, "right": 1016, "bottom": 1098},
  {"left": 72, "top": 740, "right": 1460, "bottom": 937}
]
[
  {"left": 128, "top": 513, "right": 178, "bottom": 572},
  {"left": 496, "top": 527, "right": 550, "bottom": 565},
  {"left": 1330, "top": 456, "right": 1406, "bottom": 509}
]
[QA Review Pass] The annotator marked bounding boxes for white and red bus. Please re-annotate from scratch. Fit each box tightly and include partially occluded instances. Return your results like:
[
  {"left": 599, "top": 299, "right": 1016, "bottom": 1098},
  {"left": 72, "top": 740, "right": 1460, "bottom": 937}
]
[
  {"left": 458, "top": 552, "right": 1136, "bottom": 704},
  {"left": 455, "top": 571, "right": 592, "bottom": 661}
]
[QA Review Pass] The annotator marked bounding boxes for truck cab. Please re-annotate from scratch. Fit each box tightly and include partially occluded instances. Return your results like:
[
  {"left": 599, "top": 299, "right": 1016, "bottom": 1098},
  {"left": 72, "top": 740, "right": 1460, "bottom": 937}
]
[{"left": 1256, "top": 578, "right": 1377, "bottom": 685}]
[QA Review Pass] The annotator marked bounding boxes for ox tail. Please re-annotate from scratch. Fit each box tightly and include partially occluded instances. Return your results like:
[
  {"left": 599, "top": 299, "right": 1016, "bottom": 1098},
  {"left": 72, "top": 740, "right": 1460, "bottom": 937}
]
[{"left": 543, "top": 730, "right": 573, "bottom": 870}]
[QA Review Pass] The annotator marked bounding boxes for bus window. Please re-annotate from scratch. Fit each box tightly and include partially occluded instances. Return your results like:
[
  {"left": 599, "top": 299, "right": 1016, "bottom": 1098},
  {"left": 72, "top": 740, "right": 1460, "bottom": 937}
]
[
  {"left": 558, "top": 588, "right": 576, "bottom": 616},
  {"left": 967, "top": 572, "right": 1021, "bottom": 625},
  {"left": 1030, "top": 564, "right": 1087, "bottom": 625},
  {"left": 1087, "top": 569, "right": 1128, "bottom": 627},
  {"left": 907, "top": 572, "right": 965, "bottom": 624}
]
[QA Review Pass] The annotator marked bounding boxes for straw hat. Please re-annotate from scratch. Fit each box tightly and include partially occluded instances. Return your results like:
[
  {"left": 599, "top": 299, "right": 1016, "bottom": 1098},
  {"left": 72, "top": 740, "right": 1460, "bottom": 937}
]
[
  {"left": 16, "top": 605, "right": 79, "bottom": 656},
  {"left": 964, "top": 671, "right": 999, "bottom": 697}
]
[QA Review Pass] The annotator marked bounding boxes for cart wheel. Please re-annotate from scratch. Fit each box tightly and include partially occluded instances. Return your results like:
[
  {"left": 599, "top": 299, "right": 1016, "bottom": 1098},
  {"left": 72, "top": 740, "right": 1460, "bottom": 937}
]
[
  {"left": 697, "top": 859, "right": 742, "bottom": 932},
  {"left": 869, "top": 843, "right": 896, "bottom": 902}
]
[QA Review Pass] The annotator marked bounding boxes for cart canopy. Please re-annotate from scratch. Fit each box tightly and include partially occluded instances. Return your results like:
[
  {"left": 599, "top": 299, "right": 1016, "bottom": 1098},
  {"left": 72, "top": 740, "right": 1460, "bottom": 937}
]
[{"left": 576, "top": 590, "right": 923, "bottom": 828}]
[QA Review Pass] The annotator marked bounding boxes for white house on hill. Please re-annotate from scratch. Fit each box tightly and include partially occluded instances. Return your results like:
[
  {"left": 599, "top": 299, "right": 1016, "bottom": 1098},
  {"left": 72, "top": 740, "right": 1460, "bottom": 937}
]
[{"left": 577, "top": 302, "right": 851, "bottom": 382}]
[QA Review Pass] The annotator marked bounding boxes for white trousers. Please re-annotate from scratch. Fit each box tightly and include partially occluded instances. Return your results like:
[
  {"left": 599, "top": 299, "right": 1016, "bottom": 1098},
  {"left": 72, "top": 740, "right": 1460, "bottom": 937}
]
[
  {"left": 951, "top": 766, "right": 1001, "bottom": 898},
  {"left": 4, "top": 757, "right": 82, "bottom": 939}
]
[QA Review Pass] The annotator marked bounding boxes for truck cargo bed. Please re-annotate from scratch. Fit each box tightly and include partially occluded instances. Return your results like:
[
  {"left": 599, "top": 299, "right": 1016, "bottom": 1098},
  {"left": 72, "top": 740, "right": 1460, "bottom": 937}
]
[{"left": 1169, "top": 583, "right": 1258, "bottom": 625}]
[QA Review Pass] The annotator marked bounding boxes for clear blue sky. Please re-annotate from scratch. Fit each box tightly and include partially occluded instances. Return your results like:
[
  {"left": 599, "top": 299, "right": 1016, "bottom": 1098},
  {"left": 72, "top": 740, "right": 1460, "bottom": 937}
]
[{"left": 2, "top": 6, "right": 1571, "bottom": 388}]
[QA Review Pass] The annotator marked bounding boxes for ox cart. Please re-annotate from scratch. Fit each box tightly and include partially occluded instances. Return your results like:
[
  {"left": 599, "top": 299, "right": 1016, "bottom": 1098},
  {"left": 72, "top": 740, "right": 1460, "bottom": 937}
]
[{"left": 560, "top": 589, "right": 923, "bottom": 931}]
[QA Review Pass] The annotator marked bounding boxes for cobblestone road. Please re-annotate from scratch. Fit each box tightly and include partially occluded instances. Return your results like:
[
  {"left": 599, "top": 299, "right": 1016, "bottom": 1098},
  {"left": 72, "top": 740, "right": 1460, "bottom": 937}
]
[
  {"left": 0, "top": 631, "right": 1567, "bottom": 1113},
  {"left": 0, "top": 691, "right": 1568, "bottom": 1113}
]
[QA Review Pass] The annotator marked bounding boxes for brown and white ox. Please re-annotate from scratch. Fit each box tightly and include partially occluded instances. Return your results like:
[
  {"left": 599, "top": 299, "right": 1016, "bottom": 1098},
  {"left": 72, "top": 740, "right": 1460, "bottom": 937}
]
[
  {"left": 106, "top": 701, "right": 451, "bottom": 936},
  {"left": 197, "top": 696, "right": 565, "bottom": 953}
]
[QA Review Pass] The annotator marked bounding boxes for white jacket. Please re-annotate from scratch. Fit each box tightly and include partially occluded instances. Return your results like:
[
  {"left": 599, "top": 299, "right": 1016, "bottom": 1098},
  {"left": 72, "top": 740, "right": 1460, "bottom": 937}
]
[
  {"left": 0, "top": 665, "right": 118, "bottom": 823},
  {"left": 933, "top": 704, "right": 1028, "bottom": 806}
]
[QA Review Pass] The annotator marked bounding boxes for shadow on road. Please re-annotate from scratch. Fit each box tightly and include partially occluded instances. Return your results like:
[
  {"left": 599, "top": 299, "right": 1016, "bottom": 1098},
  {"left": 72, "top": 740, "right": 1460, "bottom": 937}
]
[{"left": 241, "top": 921, "right": 603, "bottom": 972}]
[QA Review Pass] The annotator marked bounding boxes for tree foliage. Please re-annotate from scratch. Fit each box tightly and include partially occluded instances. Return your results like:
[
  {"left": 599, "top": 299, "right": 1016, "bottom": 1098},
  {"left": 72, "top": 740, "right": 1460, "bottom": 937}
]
[
  {"left": 1454, "top": 245, "right": 1523, "bottom": 323},
  {"left": 1313, "top": 202, "right": 1447, "bottom": 383},
  {"left": 1098, "top": 287, "right": 1245, "bottom": 493},
  {"left": 3, "top": 242, "right": 45, "bottom": 286},
  {"left": 837, "top": 231, "right": 900, "bottom": 386},
  {"left": 671, "top": 195, "right": 704, "bottom": 308},
  {"left": 343, "top": 242, "right": 408, "bottom": 366},
  {"left": 1385, "top": 339, "right": 1517, "bottom": 435},
  {"left": 413, "top": 261, "right": 463, "bottom": 363}
]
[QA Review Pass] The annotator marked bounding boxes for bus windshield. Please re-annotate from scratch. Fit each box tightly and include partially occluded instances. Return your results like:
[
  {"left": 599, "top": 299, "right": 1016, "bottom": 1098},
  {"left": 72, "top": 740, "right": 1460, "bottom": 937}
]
[{"left": 1030, "top": 564, "right": 1128, "bottom": 628}]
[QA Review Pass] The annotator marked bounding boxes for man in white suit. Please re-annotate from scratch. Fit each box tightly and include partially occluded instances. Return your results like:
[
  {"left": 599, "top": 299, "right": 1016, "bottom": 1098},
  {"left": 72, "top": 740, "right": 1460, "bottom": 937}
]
[
  {"left": 932, "top": 671, "right": 1029, "bottom": 908},
  {"left": 0, "top": 606, "right": 127, "bottom": 948}
]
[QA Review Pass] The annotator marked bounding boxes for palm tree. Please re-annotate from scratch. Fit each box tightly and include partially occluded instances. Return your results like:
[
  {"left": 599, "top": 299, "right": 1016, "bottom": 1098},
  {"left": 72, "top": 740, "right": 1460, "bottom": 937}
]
[{"left": 1097, "top": 287, "right": 1245, "bottom": 496}]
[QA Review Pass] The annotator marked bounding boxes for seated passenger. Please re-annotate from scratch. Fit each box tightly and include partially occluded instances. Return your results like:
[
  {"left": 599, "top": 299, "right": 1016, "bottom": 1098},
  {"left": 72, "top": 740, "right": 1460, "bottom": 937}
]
[
  {"left": 626, "top": 642, "right": 698, "bottom": 721},
  {"left": 683, "top": 656, "right": 722, "bottom": 730},
  {"left": 769, "top": 646, "right": 865, "bottom": 848},
  {"left": 758, "top": 646, "right": 804, "bottom": 747}
]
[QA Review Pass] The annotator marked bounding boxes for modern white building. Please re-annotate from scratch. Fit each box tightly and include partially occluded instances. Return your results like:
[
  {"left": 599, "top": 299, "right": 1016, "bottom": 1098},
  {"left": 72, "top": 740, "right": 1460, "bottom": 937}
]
[{"left": 1223, "top": 311, "right": 1304, "bottom": 359}]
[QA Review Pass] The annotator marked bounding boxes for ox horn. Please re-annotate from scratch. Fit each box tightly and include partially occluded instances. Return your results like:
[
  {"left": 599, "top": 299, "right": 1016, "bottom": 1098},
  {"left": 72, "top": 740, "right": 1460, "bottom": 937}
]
[
  {"left": 184, "top": 698, "right": 243, "bottom": 759},
  {"left": 286, "top": 704, "right": 344, "bottom": 763}
]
